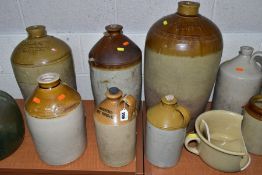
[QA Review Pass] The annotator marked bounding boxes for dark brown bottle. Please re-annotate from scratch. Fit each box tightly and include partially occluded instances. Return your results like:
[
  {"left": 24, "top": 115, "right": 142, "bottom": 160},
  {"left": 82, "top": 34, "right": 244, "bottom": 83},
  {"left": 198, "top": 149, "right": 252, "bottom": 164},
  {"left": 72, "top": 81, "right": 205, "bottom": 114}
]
[{"left": 89, "top": 24, "right": 142, "bottom": 109}]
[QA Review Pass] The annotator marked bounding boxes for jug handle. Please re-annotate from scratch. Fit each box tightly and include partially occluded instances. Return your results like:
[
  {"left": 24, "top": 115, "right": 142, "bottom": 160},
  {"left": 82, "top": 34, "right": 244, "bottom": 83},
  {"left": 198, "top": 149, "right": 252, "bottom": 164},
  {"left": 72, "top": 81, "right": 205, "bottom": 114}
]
[
  {"left": 176, "top": 105, "right": 190, "bottom": 127},
  {"left": 184, "top": 133, "right": 201, "bottom": 155},
  {"left": 250, "top": 51, "right": 262, "bottom": 71},
  {"left": 240, "top": 154, "right": 251, "bottom": 171},
  {"left": 120, "top": 95, "right": 137, "bottom": 109}
]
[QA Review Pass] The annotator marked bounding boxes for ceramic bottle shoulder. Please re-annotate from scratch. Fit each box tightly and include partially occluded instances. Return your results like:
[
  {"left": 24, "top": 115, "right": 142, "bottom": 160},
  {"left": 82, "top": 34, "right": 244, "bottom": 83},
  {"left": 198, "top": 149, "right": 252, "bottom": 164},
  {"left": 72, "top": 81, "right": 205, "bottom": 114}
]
[{"left": 220, "top": 56, "right": 262, "bottom": 79}]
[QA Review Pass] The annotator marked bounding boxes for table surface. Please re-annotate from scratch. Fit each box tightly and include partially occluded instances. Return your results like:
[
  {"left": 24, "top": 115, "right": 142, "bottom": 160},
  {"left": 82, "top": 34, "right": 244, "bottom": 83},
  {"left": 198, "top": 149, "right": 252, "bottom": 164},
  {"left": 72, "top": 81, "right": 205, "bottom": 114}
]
[{"left": 0, "top": 100, "right": 143, "bottom": 175}]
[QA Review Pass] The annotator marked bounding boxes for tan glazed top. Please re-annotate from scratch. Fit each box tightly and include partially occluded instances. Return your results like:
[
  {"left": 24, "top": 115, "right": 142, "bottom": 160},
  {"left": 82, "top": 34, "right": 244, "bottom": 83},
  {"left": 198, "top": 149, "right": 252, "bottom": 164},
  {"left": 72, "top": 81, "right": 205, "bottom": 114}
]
[
  {"left": 11, "top": 25, "right": 72, "bottom": 66},
  {"left": 146, "top": 1, "right": 223, "bottom": 57},
  {"left": 147, "top": 95, "right": 190, "bottom": 130},
  {"left": 245, "top": 95, "right": 262, "bottom": 121},
  {"left": 94, "top": 87, "right": 137, "bottom": 125},
  {"left": 25, "top": 73, "right": 81, "bottom": 119},
  {"left": 89, "top": 24, "right": 142, "bottom": 68}
]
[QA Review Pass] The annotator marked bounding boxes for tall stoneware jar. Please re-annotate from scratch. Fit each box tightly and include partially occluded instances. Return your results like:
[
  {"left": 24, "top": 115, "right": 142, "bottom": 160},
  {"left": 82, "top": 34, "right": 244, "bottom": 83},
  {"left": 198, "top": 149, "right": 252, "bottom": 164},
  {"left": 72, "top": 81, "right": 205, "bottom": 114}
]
[
  {"left": 146, "top": 95, "right": 190, "bottom": 168},
  {"left": 0, "top": 90, "right": 25, "bottom": 160},
  {"left": 94, "top": 87, "right": 137, "bottom": 167},
  {"left": 144, "top": 1, "right": 223, "bottom": 131},
  {"left": 11, "top": 25, "right": 77, "bottom": 99},
  {"left": 242, "top": 95, "right": 262, "bottom": 155},
  {"left": 212, "top": 46, "right": 262, "bottom": 113},
  {"left": 89, "top": 24, "right": 142, "bottom": 109},
  {"left": 25, "top": 73, "right": 86, "bottom": 165}
]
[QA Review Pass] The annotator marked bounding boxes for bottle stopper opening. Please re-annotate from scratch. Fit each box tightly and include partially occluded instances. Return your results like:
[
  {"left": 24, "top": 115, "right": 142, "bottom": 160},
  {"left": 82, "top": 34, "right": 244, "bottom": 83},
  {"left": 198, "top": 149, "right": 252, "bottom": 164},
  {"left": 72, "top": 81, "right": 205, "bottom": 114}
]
[
  {"left": 105, "top": 24, "right": 123, "bottom": 34},
  {"left": 161, "top": 95, "right": 177, "bottom": 105},
  {"left": 37, "top": 73, "right": 60, "bottom": 88},
  {"left": 109, "top": 87, "right": 120, "bottom": 95}
]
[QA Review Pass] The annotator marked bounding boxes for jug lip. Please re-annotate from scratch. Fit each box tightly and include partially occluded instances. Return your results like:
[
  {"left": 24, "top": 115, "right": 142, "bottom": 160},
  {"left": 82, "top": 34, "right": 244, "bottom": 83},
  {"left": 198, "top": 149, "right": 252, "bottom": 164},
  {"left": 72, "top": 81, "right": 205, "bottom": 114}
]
[
  {"left": 245, "top": 95, "right": 262, "bottom": 121},
  {"left": 195, "top": 110, "right": 247, "bottom": 156}
]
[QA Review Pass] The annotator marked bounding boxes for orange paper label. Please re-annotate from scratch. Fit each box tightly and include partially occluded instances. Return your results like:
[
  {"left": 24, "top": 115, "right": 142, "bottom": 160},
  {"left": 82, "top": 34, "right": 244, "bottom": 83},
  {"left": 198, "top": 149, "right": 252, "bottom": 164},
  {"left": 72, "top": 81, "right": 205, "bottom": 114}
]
[
  {"left": 57, "top": 94, "right": 66, "bottom": 101},
  {"left": 235, "top": 67, "right": 244, "bottom": 72},
  {"left": 33, "top": 97, "right": 40, "bottom": 104},
  {"left": 123, "top": 41, "right": 129, "bottom": 46}
]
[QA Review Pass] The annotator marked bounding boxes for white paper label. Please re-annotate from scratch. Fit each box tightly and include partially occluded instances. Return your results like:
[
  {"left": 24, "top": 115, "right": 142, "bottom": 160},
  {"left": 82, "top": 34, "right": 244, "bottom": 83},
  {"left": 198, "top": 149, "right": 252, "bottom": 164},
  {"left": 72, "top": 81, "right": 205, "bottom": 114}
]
[{"left": 120, "top": 108, "right": 128, "bottom": 121}]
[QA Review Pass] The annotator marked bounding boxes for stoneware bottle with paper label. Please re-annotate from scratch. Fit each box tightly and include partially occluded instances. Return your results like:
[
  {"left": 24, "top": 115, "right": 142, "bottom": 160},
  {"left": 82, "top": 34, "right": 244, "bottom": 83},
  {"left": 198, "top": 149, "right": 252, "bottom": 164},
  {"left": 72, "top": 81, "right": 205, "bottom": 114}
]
[
  {"left": 242, "top": 95, "right": 262, "bottom": 155},
  {"left": 89, "top": 24, "right": 142, "bottom": 109},
  {"left": 94, "top": 87, "right": 137, "bottom": 167},
  {"left": 212, "top": 46, "right": 262, "bottom": 113},
  {"left": 0, "top": 90, "right": 25, "bottom": 160},
  {"left": 25, "top": 73, "right": 86, "bottom": 165},
  {"left": 11, "top": 25, "right": 77, "bottom": 99},
  {"left": 144, "top": 1, "right": 223, "bottom": 131},
  {"left": 146, "top": 95, "right": 190, "bottom": 168}
]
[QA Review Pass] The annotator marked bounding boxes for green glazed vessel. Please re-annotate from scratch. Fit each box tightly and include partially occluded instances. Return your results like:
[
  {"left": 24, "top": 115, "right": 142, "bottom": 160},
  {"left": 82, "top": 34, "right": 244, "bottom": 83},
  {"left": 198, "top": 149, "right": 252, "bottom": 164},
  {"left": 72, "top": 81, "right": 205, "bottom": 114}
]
[
  {"left": 11, "top": 25, "right": 77, "bottom": 99},
  {"left": 0, "top": 90, "right": 25, "bottom": 160}
]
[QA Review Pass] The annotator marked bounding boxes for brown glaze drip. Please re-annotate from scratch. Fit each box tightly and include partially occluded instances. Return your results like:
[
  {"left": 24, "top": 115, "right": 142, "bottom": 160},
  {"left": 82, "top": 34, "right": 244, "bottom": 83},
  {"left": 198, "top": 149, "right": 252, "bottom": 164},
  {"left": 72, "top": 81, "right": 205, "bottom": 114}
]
[
  {"left": 145, "top": 2, "right": 223, "bottom": 57},
  {"left": 94, "top": 87, "right": 137, "bottom": 125},
  {"left": 25, "top": 73, "right": 81, "bottom": 119},
  {"left": 89, "top": 24, "right": 142, "bottom": 68},
  {"left": 11, "top": 25, "right": 72, "bottom": 66},
  {"left": 245, "top": 95, "right": 262, "bottom": 121}
]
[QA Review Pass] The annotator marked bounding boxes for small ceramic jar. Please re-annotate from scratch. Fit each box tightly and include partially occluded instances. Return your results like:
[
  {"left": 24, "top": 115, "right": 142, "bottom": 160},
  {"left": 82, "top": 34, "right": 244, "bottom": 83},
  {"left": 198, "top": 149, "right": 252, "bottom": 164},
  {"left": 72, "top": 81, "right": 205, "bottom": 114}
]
[
  {"left": 146, "top": 95, "right": 190, "bottom": 168},
  {"left": 242, "top": 95, "right": 262, "bottom": 155},
  {"left": 0, "top": 90, "right": 25, "bottom": 160},
  {"left": 94, "top": 87, "right": 137, "bottom": 167},
  {"left": 25, "top": 73, "right": 86, "bottom": 165}
]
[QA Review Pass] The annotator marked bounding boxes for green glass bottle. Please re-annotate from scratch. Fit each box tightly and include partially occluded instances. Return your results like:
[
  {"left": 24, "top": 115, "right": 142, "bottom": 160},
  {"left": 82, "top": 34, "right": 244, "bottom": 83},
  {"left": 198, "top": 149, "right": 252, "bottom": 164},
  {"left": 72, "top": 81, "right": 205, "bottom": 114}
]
[{"left": 0, "top": 90, "right": 25, "bottom": 160}]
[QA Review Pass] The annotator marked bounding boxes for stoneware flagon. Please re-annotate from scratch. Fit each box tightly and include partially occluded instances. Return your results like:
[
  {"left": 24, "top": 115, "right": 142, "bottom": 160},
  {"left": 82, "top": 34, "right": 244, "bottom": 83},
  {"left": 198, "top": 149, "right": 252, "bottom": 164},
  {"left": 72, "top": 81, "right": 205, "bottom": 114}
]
[
  {"left": 144, "top": 1, "right": 223, "bottom": 131},
  {"left": 0, "top": 90, "right": 25, "bottom": 160},
  {"left": 212, "top": 46, "right": 262, "bottom": 113},
  {"left": 146, "top": 95, "right": 190, "bottom": 168},
  {"left": 185, "top": 110, "right": 250, "bottom": 172},
  {"left": 242, "top": 95, "right": 262, "bottom": 155},
  {"left": 25, "top": 73, "right": 86, "bottom": 165},
  {"left": 11, "top": 25, "right": 77, "bottom": 99},
  {"left": 89, "top": 24, "right": 142, "bottom": 109},
  {"left": 94, "top": 87, "right": 137, "bottom": 167}
]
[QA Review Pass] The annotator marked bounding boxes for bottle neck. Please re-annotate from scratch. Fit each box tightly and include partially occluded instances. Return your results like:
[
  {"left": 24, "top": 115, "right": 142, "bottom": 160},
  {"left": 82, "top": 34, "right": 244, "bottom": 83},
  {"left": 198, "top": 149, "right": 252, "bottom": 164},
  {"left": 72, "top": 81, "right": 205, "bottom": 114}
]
[
  {"left": 177, "top": 1, "right": 200, "bottom": 16},
  {"left": 105, "top": 24, "right": 123, "bottom": 36},
  {"left": 26, "top": 25, "right": 47, "bottom": 38}
]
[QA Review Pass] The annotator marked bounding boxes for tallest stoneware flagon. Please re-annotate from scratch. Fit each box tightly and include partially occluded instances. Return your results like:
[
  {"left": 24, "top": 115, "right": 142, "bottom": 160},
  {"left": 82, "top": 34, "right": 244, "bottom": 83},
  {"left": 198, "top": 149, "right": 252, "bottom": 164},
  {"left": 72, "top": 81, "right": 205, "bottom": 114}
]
[{"left": 144, "top": 1, "right": 223, "bottom": 131}]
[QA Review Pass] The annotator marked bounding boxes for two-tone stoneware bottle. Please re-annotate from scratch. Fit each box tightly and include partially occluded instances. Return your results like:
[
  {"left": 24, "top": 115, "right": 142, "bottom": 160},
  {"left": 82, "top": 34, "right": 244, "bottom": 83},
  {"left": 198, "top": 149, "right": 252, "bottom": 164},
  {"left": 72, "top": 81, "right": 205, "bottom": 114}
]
[
  {"left": 242, "top": 95, "right": 262, "bottom": 155},
  {"left": 146, "top": 95, "right": 190, "bottom": 168},
  {"left": 0, "top": 90, "right": 25, "bottom": 160},
  {"left": 212, "top": 46, "right": 262, "bottom": 113},
  {"left": 144, "top": 1, "right": 223, "bottom": 131},
  {"left": 94, "top": 87, "right": 137, "bottom": 167},
  {"left": 11, "top": 25, "right": 77, "bottom": 99},
  {"left": 25, "top": 73, "right": 86, "bottom": 165},
  {"left": 89, "top": 24, "right": 142, "bottom": 109}
]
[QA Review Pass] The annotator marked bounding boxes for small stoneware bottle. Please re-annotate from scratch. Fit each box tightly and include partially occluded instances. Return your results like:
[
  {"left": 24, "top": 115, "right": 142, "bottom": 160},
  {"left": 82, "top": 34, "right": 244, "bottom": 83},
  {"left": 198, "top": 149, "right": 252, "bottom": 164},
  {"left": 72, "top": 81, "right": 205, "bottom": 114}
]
[
  {"left": 0, "top": 90, "right": 25, "bottom": 160},
  {"left": 146, "top": 95, "right": 190, "bottom": 168},
  {"left": 212, "top": 46, "right": 262, "bottom": 113},
  {"left": 25, "top": 73, "right": 86, "bottom": 165},
  {"left": 94, "top": 87, "right": 137, "bottom": 167},
  {"left": 89, "top": 24, "right": 142, "bottom": 109},
  {"left": 11, "top": 25, "right": 77, "bottom": 99},
  {"left": 242, "top": 95, "right": 262, "bottom": 155}
]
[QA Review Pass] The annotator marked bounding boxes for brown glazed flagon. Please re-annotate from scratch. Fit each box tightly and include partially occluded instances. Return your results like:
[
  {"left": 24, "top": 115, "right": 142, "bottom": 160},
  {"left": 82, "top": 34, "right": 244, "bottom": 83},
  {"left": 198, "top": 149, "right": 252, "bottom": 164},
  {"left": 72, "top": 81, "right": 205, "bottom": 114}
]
[
  {"left": 144, "top": 1, "right": 223, "bottom": 131},
  {"left": 11, "top": 25, "right": 77, "bottom": 99}
]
